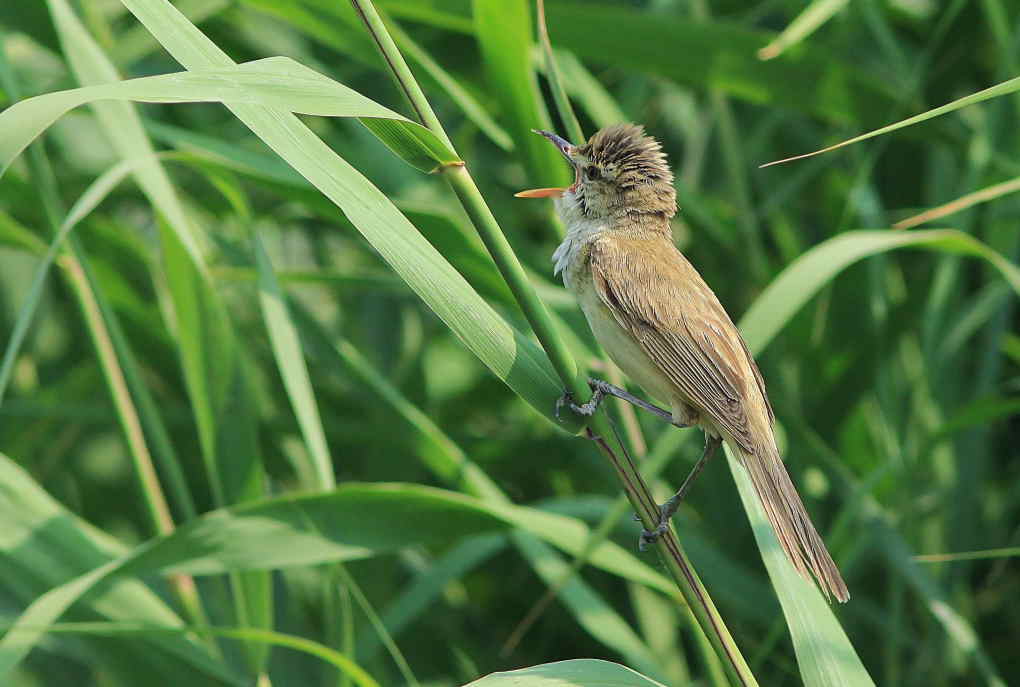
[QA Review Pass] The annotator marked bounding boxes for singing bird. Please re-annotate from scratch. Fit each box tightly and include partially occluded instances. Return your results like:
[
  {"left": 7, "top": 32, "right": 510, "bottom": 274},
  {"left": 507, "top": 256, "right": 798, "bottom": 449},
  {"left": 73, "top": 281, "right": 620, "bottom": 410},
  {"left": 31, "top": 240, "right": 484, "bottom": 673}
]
[{"left": 517, "top": 124, "right": 849, "bottom": 602}]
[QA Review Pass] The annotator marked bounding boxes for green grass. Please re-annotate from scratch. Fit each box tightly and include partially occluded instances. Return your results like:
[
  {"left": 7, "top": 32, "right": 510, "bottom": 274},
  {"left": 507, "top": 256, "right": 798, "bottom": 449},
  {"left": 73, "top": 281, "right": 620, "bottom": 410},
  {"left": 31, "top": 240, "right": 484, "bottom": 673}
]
[{"left": 1, "top": 1, "right": 1018, "bottom": 685}]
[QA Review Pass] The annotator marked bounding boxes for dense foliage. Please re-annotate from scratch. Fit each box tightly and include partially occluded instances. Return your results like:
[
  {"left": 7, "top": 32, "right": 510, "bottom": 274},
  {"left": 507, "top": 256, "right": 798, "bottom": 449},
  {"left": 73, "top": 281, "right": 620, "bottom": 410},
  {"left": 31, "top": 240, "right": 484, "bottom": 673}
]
[{"left": 1, "top": 1, "right": 1018, "bottom": 686}]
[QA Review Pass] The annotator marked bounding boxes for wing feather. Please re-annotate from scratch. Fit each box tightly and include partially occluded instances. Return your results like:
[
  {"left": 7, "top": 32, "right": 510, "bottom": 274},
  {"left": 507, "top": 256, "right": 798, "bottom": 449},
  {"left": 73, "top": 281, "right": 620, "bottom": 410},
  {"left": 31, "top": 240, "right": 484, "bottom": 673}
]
[
  {"left": 587, "top": 235, "right": 765, "bottom": 449},
  {"left": 587, "top": 234, "right": 849, "bottom": 602}
]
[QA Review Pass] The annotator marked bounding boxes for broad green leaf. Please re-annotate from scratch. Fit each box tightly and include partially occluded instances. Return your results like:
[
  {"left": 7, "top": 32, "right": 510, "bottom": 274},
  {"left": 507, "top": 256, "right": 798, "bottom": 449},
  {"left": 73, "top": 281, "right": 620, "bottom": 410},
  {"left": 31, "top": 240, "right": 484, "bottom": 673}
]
[
  {"left": 0, "top": 483, "right": 508, "bottom": 677},
  {"left": 0, "top": 481, "right": 682, "bottom": 677},
  {"left": 292, "top": 308, "right": 671, "bottom": 593},
  {"left": 0, "top": 56, "right": 459, "bottom": 176},
  {"left": 46, "top": 0, "right": 273, "bottom": 669},
  {"left": 464, "top": 659, "right": 666, "bottom": 687},
  {"left": 114, "top": 0, "right": 565, "bottom": 425},
  {"left": 739, "top": 230, "right": 1020, "bottom": 355},
  {"left": 473, "top": 0, "right": 569, "bottom": 188},
  {"left": 43, "top": 623, "right": 380, "bottom": 687},
  {"left": 725, "top": 445, "right": 874, "bottom": 687},
  {"left": 762, "top": 74, "right": 1020, "bottom": 166},
  {"left": 291, "top": 311, "right": 666, "bottom": 670},
  {"left": 0, "top": 454, "right": 242, "bottom": 685}
]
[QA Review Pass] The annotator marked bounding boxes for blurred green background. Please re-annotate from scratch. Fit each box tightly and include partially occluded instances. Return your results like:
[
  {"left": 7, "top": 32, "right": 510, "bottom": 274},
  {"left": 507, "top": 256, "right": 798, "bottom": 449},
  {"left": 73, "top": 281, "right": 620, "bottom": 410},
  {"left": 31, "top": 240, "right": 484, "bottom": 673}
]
[{"left": 1, "top": 0, "right": 1018, "bottom": 685}]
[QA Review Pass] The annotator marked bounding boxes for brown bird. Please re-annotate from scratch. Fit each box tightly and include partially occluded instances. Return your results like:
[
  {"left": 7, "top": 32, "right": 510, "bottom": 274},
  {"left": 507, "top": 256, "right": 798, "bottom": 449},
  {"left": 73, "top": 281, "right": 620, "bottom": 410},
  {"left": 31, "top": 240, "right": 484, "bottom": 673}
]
[{"left": 517, "top": 124, "right": 849, "bottom": 602}]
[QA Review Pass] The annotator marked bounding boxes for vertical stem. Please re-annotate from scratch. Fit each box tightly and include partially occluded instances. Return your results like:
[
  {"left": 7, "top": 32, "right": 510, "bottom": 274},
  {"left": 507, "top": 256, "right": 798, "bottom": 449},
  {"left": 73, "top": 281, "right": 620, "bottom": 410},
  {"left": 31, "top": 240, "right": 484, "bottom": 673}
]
[
  {"left": 60, "top": 256, "right": 176, "bottom": 534},
  {"left": 347, "top": 0, "right": 453, "bottom": 151},
  {"left": 536, "top": 0, "right": 584, "bottom": 144},
  {"left": 0, "top": 33, "right": 214, "bottom": 650},
  {"left": 347, "top": 3, "right": 757, "bottom": 683},
  {"left": 444, "top": 166, "right": 581, "bottom": 390}
]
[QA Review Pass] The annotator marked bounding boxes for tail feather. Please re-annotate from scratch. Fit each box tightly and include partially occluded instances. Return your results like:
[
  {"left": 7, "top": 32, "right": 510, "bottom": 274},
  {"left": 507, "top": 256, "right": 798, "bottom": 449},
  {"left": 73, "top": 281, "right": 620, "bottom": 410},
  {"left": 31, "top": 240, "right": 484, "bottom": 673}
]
[{"left": 736, "top": 442, "right": 849, "bottom": 603}]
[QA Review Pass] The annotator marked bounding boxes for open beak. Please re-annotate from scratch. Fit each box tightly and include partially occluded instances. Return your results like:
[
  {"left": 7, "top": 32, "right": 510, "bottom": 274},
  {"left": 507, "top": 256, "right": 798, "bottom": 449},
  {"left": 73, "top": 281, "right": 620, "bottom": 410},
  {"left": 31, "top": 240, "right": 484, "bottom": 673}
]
[{"left": 514, "top": 130, "right": 579, "bottom": 199}]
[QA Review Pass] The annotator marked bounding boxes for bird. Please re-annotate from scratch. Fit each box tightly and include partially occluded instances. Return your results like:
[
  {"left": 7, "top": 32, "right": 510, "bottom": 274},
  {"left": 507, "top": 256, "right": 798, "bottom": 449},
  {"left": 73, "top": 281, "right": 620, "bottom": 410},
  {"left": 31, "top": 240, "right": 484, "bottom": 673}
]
[{"left": 516, "top": 123, "right": 849, "bottom": 603}]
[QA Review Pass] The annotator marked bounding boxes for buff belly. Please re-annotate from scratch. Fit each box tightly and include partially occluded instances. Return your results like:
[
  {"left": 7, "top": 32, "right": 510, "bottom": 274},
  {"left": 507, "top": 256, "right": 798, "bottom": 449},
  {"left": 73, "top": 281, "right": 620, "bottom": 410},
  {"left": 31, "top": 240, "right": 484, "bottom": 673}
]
[{"left": 574, "top": 279, "right": 695, "bottom": 424}]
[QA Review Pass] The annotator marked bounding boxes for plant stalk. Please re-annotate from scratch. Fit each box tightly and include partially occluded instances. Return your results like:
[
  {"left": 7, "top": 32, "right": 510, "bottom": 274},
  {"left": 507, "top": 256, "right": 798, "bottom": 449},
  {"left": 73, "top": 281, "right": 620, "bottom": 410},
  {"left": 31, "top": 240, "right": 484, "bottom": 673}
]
[
  {"left": 0, "top": 33, "right": 214, "bottom": 651},
  {"left": 536, "top": 0, "right": 584, "bottom": 144},
  {"left": 348, "top": 2, "right": 756, "bottom": 683}
]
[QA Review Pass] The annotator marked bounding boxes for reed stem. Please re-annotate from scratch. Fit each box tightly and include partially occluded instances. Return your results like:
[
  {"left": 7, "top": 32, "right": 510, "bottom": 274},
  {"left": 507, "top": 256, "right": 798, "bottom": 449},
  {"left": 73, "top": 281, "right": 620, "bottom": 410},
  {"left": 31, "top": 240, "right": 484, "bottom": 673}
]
[{"left": 348, "top": 3, "right": 757, "bottom": 683}]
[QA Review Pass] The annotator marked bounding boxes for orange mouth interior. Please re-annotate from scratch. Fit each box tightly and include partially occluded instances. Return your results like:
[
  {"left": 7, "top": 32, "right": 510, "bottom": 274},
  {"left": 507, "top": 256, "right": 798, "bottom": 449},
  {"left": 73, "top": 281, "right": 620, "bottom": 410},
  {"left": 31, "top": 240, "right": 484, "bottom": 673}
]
[
  {"left": 515, "top": 165, "right": 580, "bottom": 199},
  {"left": 514, "top": 187, "right": 564, "bottom": 198}
]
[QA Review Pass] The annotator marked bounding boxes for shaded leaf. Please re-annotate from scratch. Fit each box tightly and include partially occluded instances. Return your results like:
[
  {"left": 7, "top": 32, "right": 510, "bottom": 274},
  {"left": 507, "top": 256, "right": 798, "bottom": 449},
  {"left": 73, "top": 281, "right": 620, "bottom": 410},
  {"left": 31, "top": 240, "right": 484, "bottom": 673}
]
[{"left": 465, "top": 659, "right": 666, "bottom": 687}]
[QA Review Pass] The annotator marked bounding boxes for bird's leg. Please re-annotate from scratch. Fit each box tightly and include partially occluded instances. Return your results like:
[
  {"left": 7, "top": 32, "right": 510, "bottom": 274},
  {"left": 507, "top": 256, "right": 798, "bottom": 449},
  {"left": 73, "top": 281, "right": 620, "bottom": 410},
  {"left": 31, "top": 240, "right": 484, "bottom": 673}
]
[
  {"left": 639, "top": 434, "right": 722, "bottom": 550},
  {"left": 569, "top": 377, "right": 691, "bottom": 428}
]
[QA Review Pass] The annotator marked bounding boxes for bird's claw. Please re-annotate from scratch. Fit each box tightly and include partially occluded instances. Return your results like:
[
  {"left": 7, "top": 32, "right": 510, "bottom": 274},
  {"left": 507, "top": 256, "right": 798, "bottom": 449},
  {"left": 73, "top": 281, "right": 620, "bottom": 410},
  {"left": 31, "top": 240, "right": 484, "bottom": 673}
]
[
  {"left": 555, "top": 391, "right": 573, "bottom": 422},
  {"left": 554, "top": 391, "right": 579, "bottom": 417},
  {"left": 555, "top": 389, "right": 597, "bottom": 421},
  {"left": 636, "top": 503, "right": 673, "bottom": 551},
  {"left": 638, "top": 522, "right": 670, "bottom": 551}
]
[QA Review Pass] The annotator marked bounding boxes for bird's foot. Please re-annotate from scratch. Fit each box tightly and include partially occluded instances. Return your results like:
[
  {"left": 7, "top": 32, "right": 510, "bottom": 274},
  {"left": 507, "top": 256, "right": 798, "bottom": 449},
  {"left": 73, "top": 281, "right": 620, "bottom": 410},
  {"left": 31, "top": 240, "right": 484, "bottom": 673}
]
[
  {"left": 636, "top": 498, "right": 680, "bottom": 551},
  {"left": 554, "top": 386, "right": 606, "bottom": 422}
]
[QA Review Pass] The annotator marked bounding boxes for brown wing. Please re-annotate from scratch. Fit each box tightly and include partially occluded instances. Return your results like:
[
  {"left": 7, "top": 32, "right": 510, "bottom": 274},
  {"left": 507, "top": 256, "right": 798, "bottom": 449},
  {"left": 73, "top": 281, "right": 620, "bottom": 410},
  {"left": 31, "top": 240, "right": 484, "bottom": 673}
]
[
  {"left": 587, "top": 234, "right": 770, "bottom": 451},
  {"left": 588, "top": 233, "right": 849, "bottom": 603}
]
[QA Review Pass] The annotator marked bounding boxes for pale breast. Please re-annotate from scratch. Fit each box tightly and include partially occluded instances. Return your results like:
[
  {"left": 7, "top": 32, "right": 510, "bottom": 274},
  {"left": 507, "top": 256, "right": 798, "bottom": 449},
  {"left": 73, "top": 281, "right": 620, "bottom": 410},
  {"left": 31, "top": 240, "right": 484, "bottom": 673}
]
[
  {"left": 573, "top": 276, "right": 679, "bottom": 406},
  {"left": 555, "top": 216, "right": 686, "bottom": 409},
  {"left": 552, "top": 215, "right": 606, "bottom": 290}
]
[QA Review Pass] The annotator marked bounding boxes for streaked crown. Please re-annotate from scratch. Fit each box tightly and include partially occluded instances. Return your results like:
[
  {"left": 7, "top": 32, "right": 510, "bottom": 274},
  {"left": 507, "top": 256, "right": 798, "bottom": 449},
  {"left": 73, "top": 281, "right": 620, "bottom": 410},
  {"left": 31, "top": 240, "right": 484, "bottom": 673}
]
[{"left": 574, "top": 124, "right": 676, "bottom": 219}]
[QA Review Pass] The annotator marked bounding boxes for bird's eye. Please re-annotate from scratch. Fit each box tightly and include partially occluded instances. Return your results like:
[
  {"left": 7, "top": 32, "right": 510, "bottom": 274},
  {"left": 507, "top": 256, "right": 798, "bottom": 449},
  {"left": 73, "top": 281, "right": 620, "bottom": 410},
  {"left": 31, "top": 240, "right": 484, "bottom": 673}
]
[{"left": 585, "top": 166, "right": 602, "bottom": 181}]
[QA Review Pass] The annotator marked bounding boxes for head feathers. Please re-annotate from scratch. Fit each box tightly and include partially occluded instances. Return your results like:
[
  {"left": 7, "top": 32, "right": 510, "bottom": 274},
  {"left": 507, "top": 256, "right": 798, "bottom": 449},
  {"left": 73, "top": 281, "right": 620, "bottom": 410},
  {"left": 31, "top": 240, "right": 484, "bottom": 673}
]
[
  {"left": 575, "top": 124, "right": 676, "bottom": 218},
  {"left": 580, "top": 124, "right": 672, "bottom": 188}
]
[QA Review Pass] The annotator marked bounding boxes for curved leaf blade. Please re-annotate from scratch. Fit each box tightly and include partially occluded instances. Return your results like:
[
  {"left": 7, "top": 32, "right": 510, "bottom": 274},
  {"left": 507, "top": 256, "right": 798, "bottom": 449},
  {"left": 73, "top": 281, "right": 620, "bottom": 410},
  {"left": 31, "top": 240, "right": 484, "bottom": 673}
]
[
  {"left": 0, "top": 482, "right": 682, "bottom": 677},
  {"left": 465, "top": 659, "right": 666, "bottom": 687},
  {"left": 740, "top": 229, "right": 1020, "bottom": 355},
  {"left": 762, "top": 74, "right": 1020, "bottom": 166},
  {"left": 726, "top": 446, "right": 873, "bottom": 687},
  {"left": 0, "top": 56, "right": 459, "bottom": 176}
]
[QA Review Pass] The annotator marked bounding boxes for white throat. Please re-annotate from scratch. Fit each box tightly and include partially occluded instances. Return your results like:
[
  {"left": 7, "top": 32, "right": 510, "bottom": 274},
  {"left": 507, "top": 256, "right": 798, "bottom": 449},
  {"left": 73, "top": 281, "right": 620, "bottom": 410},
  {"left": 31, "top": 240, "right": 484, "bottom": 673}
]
[{"left": 551, "top": 192, "right": 606, "bottom": 289}]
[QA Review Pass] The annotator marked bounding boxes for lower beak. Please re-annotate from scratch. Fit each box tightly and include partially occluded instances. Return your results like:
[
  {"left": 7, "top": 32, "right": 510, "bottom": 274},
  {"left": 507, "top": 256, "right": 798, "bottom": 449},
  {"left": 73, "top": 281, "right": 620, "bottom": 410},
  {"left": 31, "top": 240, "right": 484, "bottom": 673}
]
[
  {"left": 515, "top": 130, "right": 578, "bottom": 199},
  {"left": 514, "top": 187, "right": 565, "bottom": 198}
]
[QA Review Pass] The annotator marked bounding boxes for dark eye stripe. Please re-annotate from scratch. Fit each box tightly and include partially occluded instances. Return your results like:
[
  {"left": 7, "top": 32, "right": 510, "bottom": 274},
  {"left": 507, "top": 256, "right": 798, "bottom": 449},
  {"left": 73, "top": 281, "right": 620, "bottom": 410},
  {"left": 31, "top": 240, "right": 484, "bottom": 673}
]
[{"left": 585, "top": 166, "right": 602, "bottom": 180}]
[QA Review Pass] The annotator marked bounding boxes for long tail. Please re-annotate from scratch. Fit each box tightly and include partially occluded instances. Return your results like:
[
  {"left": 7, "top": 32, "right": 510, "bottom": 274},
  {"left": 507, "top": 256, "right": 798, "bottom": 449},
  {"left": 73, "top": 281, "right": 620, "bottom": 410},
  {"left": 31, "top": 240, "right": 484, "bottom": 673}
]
[{"left": 737, "top": 442, "right": 849, "bottom": 603}]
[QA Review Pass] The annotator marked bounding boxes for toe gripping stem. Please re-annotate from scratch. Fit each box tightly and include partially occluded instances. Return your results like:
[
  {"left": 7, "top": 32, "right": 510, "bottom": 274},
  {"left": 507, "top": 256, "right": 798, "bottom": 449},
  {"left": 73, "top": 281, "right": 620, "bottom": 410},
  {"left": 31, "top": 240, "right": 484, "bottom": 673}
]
[
  {"left": 555, "top": 379, "right": 608, "bottom": 421},
  {"left": 638, "top": 503, "right": 672, "bottom": 551}
]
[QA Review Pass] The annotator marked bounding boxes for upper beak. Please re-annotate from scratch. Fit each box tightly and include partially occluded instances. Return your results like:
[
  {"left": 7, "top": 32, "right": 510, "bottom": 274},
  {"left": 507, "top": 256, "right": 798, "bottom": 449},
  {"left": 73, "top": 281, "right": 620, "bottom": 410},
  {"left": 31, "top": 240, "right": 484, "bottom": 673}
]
[
  {"left": 534, "top": 129, "right": 575, "bottom": 162},
  {"left": 514, "top": 129, "right": 578, "bottom": 199}
]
